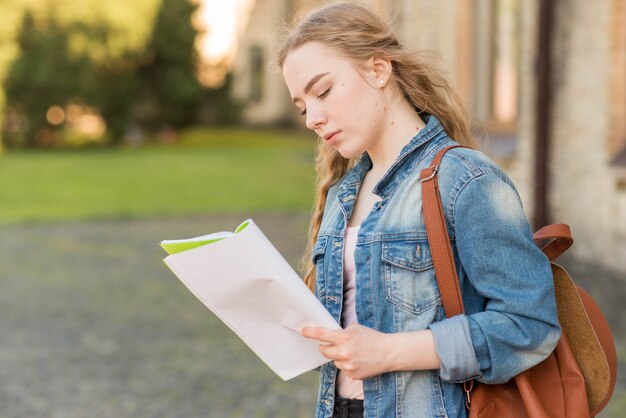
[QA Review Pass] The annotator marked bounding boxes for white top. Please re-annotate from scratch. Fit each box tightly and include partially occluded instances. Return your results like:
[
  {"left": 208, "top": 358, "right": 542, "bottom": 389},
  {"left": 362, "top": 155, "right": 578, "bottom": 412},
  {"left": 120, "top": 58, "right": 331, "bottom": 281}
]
[{"left": 336, "top": 225, "right": 365, "bottom": 399}]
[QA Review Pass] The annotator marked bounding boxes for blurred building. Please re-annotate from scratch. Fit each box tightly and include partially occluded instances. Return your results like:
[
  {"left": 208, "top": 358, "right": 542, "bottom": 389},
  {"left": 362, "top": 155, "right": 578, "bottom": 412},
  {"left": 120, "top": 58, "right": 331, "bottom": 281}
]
[{"left": 232, "top": 0, "right": 626, "bottom": 275}]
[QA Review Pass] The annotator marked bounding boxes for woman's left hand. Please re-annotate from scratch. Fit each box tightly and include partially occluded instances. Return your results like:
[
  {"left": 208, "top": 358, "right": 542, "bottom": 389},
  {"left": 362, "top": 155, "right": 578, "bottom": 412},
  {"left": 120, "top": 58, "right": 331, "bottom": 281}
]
[{"left": 301, "top": 324, "right": 393, "bottom": 380}]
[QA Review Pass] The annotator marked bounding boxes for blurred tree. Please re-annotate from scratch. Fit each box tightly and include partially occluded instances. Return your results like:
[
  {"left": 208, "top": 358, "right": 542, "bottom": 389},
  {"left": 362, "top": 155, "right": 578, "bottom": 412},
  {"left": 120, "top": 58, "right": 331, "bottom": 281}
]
[
  {"left": 3, "top": 11, "right": 90, "bottom": 147},
  {"left": 81, "top": 22, "right": 141, "bottom": 145},
  {"left": 133, "top": 0, "right": 205, "bottom": 135},
  {"left": 0, "top": 0, "right": 159, "bottom": 148},
  {"left": 1, "top": 0, "right": 241, "bottom": 148},
  {"left": 197, "top": 71, "right": 242, "bottom": 126}
]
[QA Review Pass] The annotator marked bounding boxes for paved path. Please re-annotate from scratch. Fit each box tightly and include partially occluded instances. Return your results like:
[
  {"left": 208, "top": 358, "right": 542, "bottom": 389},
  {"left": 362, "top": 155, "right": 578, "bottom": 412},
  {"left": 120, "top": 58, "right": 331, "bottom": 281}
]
[
  {"left": 0, "top": 213, "right": 623, "bottom": 417},
  {"left": 0, "top": 213, "right": 317, "bottom": 418}
]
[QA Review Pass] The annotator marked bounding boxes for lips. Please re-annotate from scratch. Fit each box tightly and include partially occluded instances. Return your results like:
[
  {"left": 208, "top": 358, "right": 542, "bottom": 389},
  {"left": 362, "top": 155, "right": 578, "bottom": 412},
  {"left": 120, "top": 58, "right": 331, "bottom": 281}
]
[{"left": 323, "top": 130, "right": 340, "bottom": 142}]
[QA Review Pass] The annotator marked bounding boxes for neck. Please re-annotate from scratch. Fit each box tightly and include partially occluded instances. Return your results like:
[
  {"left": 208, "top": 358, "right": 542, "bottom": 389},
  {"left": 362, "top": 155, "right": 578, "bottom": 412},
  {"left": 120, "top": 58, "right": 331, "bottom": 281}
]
[{"left": 366, "top": 95, "right": 426, "bottom": 176}]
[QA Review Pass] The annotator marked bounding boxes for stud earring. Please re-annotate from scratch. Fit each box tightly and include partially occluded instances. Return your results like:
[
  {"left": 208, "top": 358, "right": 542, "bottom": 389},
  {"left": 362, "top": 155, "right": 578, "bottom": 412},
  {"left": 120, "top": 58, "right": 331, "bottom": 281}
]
[{"left": 379, "top": 79, "right": 385, "bottom": 86}]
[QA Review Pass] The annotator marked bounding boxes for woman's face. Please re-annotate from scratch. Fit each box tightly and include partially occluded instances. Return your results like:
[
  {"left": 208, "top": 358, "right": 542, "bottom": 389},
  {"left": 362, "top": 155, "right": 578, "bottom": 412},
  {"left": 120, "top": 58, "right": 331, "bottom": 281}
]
[{"left": 282, "top": 41, "right": 387, "bottom": 159}]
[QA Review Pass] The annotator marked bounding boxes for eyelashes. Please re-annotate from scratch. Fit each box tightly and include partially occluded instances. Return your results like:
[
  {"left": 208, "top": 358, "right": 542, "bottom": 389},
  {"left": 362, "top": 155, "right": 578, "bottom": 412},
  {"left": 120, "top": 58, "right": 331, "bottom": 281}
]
[
  {"left": 319, "top": 88, "right": 331, "bottom": 98},
  {"left": 300, "top": 88, "right": 331, "bottom": 116}
]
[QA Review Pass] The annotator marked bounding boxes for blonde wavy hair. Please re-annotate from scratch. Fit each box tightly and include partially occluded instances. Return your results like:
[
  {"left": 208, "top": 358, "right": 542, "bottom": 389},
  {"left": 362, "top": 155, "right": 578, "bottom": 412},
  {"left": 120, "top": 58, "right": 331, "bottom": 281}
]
[{"left": 275, "top": 2, "right": 477, "bottom": 292}]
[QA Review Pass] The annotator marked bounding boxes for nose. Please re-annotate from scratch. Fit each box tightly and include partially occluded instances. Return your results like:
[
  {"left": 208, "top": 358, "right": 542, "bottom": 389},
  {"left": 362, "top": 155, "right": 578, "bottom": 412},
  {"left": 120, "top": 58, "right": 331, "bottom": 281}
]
[{"left": 305, "top": 106, "right": 327, "bottom": 131}]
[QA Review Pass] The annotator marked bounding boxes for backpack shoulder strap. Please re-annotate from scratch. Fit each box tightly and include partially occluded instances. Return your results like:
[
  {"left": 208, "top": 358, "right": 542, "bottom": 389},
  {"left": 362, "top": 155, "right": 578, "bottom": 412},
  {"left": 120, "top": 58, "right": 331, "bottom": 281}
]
[
  {"left": 533, "top": 223, "right": 573, "bottom": 261},
  {"left": 420, "top": 144, "right": 471, "bottom": 318}
]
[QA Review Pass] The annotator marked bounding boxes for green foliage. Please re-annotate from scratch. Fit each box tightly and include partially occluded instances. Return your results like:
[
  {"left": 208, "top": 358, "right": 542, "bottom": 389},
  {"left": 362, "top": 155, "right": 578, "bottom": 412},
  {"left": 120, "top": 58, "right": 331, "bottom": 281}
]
[
  {"left": 1, "top": 0, "right": 239, "bottom": 149},
  {"left": 132, "top": 0, "right": 205, "bottom": 135},
  {"left": 3, "top": 12, "right": 91, "bottom": 147},
  {"left": 0, "top": 128, "right": 316, "bottom": 224},
  {"left": 198, "top": 72, "right": 243, "bottom": 126}
]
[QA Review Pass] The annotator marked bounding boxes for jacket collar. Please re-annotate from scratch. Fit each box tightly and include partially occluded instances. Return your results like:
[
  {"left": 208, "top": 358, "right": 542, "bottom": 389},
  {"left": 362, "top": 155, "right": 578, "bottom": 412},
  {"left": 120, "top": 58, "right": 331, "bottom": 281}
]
[{"left": 338, "top": 114, "right": 446, "bottom": 200}]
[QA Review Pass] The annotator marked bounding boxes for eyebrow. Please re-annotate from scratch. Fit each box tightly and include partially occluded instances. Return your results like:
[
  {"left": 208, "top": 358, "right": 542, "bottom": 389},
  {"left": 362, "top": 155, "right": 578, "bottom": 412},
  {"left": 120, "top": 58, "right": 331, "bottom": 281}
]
[{"left": 292, "top": 72, "right": 330, "bottom": 103}]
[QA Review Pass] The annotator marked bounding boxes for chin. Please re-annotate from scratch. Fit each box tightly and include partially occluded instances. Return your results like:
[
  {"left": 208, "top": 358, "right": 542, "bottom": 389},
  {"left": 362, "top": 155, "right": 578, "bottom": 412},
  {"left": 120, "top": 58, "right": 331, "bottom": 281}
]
[
  {"left": 335, "top": 146, "right": 364, "bottom": 160},
  {"left": 337, "top": 149, "right": 358, "bottom": 159}
]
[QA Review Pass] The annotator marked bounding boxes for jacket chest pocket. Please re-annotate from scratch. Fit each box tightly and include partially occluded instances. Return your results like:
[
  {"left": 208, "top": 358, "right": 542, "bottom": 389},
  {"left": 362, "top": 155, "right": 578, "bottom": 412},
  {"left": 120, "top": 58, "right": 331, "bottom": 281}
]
[
  {"left": 311, "top": 236, "right": 328, "bottom": 299},
  {"left": 381, "top": 240, "right": 440, "bottom": 314}
]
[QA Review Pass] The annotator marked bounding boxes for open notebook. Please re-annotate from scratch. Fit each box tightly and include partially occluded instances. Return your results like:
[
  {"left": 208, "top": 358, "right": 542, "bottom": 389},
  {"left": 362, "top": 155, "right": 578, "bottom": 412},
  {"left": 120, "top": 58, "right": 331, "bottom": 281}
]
[{"left": 160, "top": 219, "right": 340, "bottom": 380}]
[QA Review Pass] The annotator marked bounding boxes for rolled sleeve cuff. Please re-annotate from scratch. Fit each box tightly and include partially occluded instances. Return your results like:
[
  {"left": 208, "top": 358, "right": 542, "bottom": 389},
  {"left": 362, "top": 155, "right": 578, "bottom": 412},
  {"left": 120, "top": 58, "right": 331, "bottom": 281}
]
[{"left": 429, "top": 314, "right": 482, "bottom": 383}]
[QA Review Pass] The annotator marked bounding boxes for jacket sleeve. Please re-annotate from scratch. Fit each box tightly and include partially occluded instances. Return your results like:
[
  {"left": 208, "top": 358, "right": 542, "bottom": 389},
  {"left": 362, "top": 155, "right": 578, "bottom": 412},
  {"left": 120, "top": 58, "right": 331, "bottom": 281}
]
[{"left": 429, "top": 171, "right": 561, "bottom": 384}]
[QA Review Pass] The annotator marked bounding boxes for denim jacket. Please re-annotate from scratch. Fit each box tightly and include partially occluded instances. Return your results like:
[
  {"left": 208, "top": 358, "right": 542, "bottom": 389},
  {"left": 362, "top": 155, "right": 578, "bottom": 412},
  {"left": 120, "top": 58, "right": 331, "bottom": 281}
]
[{"left": 311, "top": 115, "right": 561, "bottom": 418}]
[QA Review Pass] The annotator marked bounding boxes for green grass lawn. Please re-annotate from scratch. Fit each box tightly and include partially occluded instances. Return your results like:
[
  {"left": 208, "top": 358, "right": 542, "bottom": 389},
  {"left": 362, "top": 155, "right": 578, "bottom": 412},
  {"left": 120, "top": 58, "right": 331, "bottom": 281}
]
[{"left": 0, "top": 127, "right": 318, "bottom": 224}]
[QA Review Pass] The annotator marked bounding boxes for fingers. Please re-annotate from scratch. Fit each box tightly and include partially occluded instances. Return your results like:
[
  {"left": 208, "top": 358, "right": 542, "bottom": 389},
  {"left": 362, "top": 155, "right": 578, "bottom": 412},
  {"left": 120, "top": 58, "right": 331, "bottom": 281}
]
[
  {"left": 301, "top": 326, "right": 345, "bottom": 344},
  {"left": 319, "top": 342, "right": 344, "bottom": 360}
]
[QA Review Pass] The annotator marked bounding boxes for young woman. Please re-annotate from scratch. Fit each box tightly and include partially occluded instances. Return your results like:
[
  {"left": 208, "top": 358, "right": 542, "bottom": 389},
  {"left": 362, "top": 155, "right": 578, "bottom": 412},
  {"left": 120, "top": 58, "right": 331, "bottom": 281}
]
[{"left": 276, "top": 3, "right": 561, "bottom": 417}]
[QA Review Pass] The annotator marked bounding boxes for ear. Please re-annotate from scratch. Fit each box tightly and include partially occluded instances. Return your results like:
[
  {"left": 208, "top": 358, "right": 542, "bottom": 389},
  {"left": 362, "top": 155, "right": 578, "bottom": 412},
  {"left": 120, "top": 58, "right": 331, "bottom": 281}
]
[{"left": 369, "top": 55, "right": 393, "bottom": 86}]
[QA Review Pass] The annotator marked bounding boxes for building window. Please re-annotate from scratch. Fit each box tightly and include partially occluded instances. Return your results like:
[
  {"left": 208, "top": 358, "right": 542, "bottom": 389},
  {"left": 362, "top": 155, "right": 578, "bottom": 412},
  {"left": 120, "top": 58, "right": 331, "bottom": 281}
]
[
  {"left": 249, "top": 45, "right": 264, "bottom": 103},
  {"left": 472, "top": 0, "right": 521, "bottom": 158},
  {"left": 490, "top": 0, "right": 520, "bottom": 130}
]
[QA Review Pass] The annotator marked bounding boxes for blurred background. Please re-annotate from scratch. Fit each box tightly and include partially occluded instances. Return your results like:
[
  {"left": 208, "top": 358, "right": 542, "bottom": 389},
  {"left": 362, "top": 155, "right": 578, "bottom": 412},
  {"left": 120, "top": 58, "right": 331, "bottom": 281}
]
[{"left": 0, "top": 0, "right": 624, "bottom": 417}]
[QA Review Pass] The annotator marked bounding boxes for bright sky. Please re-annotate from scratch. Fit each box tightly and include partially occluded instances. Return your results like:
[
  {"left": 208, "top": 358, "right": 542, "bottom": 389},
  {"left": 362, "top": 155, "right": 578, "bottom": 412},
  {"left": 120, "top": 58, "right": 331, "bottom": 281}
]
[{"left": 195, "top": 0, "right": 255, "bottom": 63}]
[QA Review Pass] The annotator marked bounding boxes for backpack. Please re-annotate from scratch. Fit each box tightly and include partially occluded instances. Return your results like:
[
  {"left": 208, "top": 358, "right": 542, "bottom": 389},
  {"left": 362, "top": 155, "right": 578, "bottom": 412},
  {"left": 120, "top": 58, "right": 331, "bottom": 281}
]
[{"left": 420, "top": 145, "right": 617, "bottom": 417}]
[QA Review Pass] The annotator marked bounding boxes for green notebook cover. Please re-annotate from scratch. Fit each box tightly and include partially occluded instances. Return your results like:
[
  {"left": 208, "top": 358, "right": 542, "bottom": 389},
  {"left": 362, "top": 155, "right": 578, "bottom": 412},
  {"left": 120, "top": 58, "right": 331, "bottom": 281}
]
[{"left": 160, "top": 219, "right": 252, "bottom": 255}]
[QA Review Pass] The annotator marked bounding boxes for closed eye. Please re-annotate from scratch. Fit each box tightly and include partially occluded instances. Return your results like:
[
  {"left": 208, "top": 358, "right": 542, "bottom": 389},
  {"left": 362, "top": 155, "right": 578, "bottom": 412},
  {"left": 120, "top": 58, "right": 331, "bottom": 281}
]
[
  {"left": 318, "top": 88, "right": 331, "bottom": 99},
  {"left": 300, "top": 88, "right": 331, "bottom": 116}
]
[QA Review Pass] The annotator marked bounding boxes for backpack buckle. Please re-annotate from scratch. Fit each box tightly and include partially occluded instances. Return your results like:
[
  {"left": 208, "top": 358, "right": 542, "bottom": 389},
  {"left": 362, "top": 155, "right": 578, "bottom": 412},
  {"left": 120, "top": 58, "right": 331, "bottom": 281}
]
[{"left": 420, "top": 164, "right": 439, "bottom": 182}]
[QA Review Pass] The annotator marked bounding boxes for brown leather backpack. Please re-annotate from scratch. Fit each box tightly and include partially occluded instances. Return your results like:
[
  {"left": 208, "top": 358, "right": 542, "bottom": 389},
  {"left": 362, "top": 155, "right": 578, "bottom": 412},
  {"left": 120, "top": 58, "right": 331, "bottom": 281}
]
[{"left": 420, "top": 145, "right": 617, "bottom": 417}]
